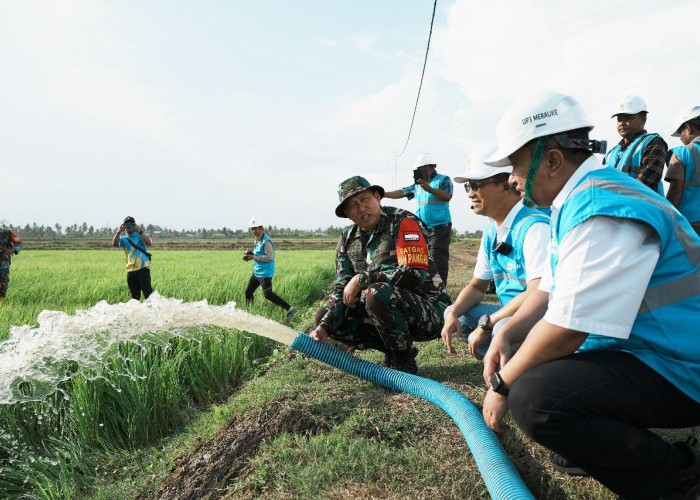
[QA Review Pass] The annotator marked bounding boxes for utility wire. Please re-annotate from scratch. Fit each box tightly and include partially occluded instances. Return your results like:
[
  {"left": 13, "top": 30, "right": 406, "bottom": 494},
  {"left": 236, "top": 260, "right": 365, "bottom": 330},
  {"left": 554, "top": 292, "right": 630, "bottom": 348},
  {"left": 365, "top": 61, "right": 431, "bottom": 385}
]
[{"left": 396, "top": 0, "right": 438, "bottom": 158}]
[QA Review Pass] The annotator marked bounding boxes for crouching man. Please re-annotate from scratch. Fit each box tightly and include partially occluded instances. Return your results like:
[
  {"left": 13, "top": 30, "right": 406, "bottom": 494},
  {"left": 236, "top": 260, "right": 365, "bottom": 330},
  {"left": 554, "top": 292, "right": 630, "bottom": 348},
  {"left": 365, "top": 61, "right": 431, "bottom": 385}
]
[{"left": 310, "top": 176, "right": 452, "bottom": 374}]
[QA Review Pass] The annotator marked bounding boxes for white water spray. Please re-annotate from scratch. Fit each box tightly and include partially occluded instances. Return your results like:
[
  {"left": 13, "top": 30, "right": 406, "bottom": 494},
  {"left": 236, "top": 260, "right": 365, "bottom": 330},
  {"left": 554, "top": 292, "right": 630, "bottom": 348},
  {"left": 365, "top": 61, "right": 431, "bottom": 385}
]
[{"left": 0, "top": 293, "right": 299, "bottom": 405}]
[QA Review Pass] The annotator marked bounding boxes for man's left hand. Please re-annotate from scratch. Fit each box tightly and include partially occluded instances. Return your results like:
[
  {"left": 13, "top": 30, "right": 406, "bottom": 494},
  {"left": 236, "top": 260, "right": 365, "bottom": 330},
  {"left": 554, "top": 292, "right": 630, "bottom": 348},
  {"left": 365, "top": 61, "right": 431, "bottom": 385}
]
[
  {"left": 343, "top": 275, "right": 361, "bottom": 307},
  {"left": 416, "top": 179, "right": 431, "bottom": 191},
  {"left": 243, "top": 255, "right": 253, "bottom": 261},
  {"left": 482, "top": 389, "right": 509, "bottom": 433}
]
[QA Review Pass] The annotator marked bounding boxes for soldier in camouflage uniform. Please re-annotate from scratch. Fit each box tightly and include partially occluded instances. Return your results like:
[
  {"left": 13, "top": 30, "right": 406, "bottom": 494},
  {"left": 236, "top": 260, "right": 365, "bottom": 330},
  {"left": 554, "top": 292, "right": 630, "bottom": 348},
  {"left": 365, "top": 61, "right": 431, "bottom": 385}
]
[
  {"left": 0, "top": 226, "right": 23, "bottom": 304},
  {"left": 311, "top": 176, "right": 452, "bottom": 374}
]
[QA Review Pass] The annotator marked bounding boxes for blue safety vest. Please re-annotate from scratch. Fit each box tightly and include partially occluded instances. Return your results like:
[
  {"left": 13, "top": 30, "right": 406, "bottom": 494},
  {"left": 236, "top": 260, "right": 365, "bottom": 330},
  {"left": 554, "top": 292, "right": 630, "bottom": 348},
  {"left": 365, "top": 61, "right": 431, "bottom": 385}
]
[
  {"left": 550, "top": 167, "right": 700, "bottom": 403},
  {"left": 670, "top": 139, "right": 700, "bottom": 224},
  {"left": 483, "top": 206, "right": 550, "bottom": 306},
  {"left": 414, "top": 173, "right": 452, "bottom": 228},
  {"left": 253, "top": 233, "right": 275, "bottom": 278},
  {"left": 604, "top": 133, "right": 665, "bottom": 196}
]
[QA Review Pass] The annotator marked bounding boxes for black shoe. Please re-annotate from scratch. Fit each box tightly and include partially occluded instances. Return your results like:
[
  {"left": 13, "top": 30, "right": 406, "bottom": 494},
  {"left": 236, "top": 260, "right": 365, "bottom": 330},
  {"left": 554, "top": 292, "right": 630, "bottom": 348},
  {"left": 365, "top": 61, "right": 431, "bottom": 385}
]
[
  {"left": 663, "top": 440, "right": 700, "bottom": 499},
  {"left": 390, "top": 346, "right": 419, "bottom": 375},
  {"left": 548, "top": 452, "right": 589, "bottom": 476}
]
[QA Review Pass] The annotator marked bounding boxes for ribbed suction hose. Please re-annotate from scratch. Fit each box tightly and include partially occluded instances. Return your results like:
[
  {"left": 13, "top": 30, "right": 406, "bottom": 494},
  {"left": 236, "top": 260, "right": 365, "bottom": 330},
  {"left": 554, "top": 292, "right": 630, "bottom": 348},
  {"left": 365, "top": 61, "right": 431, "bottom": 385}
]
[{"left": 290, "top": 333, "right": 534, "bottom": 500}]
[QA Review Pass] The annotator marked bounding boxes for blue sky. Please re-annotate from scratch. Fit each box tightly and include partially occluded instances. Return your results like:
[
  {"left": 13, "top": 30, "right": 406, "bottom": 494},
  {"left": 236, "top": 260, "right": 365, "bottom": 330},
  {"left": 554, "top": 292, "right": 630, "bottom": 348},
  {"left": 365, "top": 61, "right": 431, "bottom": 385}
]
[{"left": 2, "top": 0, "right": 699, "bottom": 232}]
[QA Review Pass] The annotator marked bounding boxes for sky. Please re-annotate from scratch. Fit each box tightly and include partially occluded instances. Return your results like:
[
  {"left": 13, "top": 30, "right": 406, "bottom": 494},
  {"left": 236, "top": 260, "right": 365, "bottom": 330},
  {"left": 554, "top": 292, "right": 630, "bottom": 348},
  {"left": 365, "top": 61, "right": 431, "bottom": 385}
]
[{"left": 2, "top": 0, "right": 699, "bottom": 233}]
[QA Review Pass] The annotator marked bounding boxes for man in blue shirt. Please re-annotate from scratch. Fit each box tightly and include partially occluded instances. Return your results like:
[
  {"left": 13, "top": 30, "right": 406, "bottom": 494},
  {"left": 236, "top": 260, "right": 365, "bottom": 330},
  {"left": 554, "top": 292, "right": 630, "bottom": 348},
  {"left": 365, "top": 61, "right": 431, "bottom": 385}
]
[
  {"left": 385, "top": 153, "right": 453, "bottom": 284},
  {"left": 112, "top": 216, "right": 153, "bottom": 301}
]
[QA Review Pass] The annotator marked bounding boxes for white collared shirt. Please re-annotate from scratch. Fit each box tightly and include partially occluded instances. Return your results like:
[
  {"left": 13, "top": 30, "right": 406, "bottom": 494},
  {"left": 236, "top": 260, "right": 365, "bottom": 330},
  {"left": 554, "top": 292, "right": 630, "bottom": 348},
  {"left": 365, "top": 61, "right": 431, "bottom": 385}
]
[
  {"left": 474, "top": 200, "right": 549, "bottom": 283},
  {"left": 539, "top": 156, "right": 661, "bottom": 339}
]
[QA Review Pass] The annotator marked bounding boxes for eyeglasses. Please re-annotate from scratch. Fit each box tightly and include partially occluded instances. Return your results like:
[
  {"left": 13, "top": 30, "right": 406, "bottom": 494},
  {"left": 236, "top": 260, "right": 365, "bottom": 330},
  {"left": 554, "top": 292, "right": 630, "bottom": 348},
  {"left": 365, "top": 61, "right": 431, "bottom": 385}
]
[{"left": 463, "top": 178, "right": 502, "bottom": 193}]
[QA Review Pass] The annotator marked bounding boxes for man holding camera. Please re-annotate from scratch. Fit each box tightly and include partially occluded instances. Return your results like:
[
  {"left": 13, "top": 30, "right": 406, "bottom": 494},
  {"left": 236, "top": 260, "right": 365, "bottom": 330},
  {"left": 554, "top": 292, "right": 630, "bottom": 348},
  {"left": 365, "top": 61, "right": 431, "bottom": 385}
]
[
  {"left": 243, "top": 218, "right": 297, "bottom": 323},
  {"left": 384, "top": 153, "right": 453, "bottom": 284},
  {"left": 0, "top": 225, "right": 23, "bottom": 304},
  {"left": 112, "top": 216, "right": 153, "bottom": 301}
]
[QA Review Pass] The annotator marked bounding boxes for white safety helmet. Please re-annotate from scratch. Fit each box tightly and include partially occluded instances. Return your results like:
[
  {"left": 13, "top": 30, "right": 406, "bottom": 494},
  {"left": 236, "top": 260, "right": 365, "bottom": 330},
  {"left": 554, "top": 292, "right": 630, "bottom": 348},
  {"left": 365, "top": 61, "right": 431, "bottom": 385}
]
[
  {"left": 671, "top": 105, "right": 700, "bottom": 137},
  {"left": 611, "top": 95, "right": 648, "bottom": 118},
  {"left": 455, "top": 142, "right": 512, "bottom": 182},
  {"left": 486, "top": 91, "right": 594, "bottom": 167},
  {"left": 413, "top": 153, "right": 435, "bottom": 169},
  {"left": 248, "top": 217, "right": 263, "bottom": 228}
]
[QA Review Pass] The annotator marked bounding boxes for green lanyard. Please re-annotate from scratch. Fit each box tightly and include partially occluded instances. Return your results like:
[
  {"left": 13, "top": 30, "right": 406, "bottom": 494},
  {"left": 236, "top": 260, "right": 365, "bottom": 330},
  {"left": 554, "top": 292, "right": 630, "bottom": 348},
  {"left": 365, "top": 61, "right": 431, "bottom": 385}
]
[{"left": 523, "top": 136, "right": 548, "bottom": 208}]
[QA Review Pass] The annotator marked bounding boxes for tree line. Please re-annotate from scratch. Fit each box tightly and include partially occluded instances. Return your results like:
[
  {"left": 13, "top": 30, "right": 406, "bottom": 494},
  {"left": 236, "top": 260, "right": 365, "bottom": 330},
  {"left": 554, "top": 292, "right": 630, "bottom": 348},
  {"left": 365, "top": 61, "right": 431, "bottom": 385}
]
[{"left": 5, "top": 222, "right": 483, "bottom": 240}]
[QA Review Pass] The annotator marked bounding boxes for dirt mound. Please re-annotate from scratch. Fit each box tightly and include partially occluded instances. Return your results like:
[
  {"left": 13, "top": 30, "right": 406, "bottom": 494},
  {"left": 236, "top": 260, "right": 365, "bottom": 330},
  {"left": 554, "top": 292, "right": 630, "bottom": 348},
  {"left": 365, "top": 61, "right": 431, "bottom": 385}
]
[{"left": 141, "top": 400, "right": 329, "bottom": 500}]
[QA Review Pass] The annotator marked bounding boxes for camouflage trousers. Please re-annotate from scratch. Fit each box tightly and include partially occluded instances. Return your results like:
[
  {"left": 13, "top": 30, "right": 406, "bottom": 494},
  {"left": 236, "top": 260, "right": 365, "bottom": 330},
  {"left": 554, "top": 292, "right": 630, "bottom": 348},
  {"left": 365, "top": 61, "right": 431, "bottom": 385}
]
[
  {"left": 0, "top": 257, "right": 9, "bottom": 298},
  {"left": 318, "top": 282, "right": 449, "bottom": 351}
]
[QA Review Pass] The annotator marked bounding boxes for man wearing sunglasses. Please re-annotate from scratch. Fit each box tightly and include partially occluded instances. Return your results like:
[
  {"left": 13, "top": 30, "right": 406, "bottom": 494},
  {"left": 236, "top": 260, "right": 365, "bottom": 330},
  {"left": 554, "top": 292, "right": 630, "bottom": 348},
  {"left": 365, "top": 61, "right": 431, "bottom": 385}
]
[
  {"left": 441, "top": 143, "right": 549, "bottom": 361},
  {"left": 112, "top": 216, "right": 153, "bottom": 301}
]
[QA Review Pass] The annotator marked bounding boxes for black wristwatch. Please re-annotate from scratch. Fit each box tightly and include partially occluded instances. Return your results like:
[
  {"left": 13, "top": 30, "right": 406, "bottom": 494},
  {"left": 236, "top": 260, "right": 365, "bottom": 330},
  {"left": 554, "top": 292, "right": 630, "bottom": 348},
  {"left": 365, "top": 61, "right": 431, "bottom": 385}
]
[
  {"left": 489, "top": 371, "right": 510, "bottom": 397},
  {"left": 478, "top": 314, "right": 492, "bottom": 332}
]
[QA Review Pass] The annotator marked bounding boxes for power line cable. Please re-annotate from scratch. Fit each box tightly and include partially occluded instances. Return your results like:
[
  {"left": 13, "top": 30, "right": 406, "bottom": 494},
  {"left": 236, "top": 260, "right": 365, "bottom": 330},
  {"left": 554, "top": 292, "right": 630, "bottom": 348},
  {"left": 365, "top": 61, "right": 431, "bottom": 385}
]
[{"left": 396, "top": 0, "right": 438, "bottom": 158}]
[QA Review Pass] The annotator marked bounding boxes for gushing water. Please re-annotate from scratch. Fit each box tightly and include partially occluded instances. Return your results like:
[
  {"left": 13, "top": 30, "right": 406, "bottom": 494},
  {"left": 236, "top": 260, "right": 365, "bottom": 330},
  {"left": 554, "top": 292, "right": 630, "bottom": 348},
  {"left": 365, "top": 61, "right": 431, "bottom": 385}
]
[{"left": 0, "top": 293, "right": 299, "bottom": 405}]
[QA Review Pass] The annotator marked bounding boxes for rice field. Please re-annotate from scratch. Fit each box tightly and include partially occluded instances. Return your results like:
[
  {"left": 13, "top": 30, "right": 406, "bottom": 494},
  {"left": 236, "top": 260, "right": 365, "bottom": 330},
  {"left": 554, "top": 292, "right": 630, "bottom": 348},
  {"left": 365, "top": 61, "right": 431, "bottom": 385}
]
[{"left": 0, "top": 249, "right": 335, "bottom": 499}]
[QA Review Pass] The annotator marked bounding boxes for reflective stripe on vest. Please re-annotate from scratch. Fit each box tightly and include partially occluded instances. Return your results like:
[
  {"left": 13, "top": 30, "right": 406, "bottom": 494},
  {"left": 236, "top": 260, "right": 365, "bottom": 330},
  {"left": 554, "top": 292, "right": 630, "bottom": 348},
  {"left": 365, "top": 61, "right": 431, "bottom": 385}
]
[
  {"left": 415, "top": 173, "right": 451, "bottom": 227},
  {"left": 604, "top": 133, "right": 664, "bottom": 196},
  {"left": 552, "top": 168, "right": 700, "bottom": 403},
  {"left": 671, "top": 140, "right": 700, "bottom": 223},
  {"left": 484, "top": 206, "right": 549, "bottom": 306},
  {"left": 253, "top": 233, "right": 275, "bottom": 278}
]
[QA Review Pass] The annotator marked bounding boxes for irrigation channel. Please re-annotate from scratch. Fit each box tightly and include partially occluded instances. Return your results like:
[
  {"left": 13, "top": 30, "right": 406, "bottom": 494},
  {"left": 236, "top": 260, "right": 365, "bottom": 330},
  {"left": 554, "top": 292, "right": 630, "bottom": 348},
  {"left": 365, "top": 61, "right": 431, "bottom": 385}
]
[{"left": 0, "top": 294, "right": 533, "bottom": 499}]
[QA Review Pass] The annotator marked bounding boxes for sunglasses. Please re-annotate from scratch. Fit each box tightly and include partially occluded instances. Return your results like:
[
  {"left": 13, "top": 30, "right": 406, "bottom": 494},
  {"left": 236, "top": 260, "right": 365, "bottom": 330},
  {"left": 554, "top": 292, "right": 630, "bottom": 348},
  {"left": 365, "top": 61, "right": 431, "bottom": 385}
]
[{"left": 463, "top": 178, "right": 503, "bottom": 193}]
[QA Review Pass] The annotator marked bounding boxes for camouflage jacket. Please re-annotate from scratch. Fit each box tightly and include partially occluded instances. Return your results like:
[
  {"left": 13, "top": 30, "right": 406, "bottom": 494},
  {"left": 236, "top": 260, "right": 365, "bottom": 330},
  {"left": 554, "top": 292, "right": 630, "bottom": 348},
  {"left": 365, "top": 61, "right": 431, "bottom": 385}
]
[
  {"left": 0, "top": 227, "right": 22, "bottom": 261},
  {"left": 320, "top": 206, "right": 451, "bottom": 332}
]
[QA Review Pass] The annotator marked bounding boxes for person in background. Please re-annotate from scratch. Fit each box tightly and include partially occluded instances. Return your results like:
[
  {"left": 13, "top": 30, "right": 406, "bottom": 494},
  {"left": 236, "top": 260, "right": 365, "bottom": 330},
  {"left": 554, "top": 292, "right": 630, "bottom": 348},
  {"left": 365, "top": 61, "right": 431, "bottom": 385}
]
[
  {"left": 310, "top": 176, "right": 451, "bottom": 374},
  {"left": 384, "top": 153, "right": 453, "bottom": 284},
  {"left": 441, "top": 143, "right": 549, "bottom": 359},
  {"left": 666, "top": 105, "right": 700, "bottom": 236},
  {"left": 480, "top": 91, "right": 700, "bottom": 499},
  {"left": 603, "top": 95, "right": 668, "bottom": 196},
  {"left": 0, "top": 225, "right": 23, "bottom": 304},
  {"left": 112, "top": 216, "right": 153, "bottom": 301},
  {"left": 243, "top": 218, "right": 297, "bottom": 323}
]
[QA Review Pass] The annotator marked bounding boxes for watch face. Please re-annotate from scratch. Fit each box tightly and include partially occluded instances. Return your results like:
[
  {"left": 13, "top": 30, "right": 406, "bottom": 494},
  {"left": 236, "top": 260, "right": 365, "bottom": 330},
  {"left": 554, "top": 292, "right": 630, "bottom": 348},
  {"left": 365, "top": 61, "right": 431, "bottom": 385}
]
[
  {"left": 489, "top": 372, "right": 500, "bottom": 391},
  {"left": 478, "top": 314, "right": 489, "bottom": 329}
]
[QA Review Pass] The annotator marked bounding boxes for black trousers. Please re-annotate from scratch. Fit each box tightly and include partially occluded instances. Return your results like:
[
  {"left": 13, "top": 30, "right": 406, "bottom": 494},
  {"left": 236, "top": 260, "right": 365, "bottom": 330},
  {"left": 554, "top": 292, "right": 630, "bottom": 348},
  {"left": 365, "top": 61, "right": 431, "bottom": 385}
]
[
  {"left": 245, "top": 275, "right": 290, "bottom": 311},
  {"left": 428, "top": 222, "right": 451, "bottom": 285},
  {"left": 509, "top": 350, "right": 700, "bottom": 499},
  {"left": 127, "top": 267, "right": 153, "bottom": 301}
]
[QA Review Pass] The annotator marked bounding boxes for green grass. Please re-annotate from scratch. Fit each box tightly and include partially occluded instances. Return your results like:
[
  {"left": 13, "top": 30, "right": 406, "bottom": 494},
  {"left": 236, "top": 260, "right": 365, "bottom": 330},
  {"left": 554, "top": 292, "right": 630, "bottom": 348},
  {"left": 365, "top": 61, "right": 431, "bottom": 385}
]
[{"left": 0, "top": 249, "right": 335, "bottom": 499}]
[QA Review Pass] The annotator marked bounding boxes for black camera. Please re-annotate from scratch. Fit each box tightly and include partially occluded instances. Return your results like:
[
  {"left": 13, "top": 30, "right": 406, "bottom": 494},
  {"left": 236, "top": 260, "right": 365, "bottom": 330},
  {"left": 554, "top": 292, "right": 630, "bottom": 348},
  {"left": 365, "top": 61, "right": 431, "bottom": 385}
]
[
  {"left": 413, "top": 168, "right": 429, "bottom": 184},
  {"left": 242, "top": 250, "right": 253, "bottom": 261}
]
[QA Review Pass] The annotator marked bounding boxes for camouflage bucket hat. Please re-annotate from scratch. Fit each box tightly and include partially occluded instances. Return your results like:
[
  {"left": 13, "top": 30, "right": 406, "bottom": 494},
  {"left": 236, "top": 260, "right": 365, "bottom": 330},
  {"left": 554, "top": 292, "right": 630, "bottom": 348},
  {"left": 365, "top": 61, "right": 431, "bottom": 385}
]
[{"left": 335, "top": 176, "right": 385, "bottom": 218}]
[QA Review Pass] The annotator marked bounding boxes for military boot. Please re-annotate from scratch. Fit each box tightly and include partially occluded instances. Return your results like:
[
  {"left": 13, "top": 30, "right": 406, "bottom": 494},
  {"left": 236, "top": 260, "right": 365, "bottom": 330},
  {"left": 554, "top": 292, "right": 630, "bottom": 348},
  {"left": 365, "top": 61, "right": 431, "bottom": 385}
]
[{"left": 390, "top": 346, "right": 419, "bottom": 375}]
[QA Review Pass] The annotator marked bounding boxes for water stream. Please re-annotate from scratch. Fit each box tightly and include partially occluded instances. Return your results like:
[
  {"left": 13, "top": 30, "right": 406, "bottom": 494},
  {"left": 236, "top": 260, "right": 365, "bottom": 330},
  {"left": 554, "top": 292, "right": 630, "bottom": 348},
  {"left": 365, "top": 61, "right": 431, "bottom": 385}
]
[{"left": 0, "top": 293, "right": 299, "bottom": 405}]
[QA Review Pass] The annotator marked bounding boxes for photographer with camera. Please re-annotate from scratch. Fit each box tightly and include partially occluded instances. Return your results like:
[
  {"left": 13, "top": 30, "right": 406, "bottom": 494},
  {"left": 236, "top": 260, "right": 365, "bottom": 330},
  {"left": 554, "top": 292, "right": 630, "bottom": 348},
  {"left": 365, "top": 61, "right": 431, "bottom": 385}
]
[
  {"left": 243, "top": 218, "right": 297, "bottom": 323},
  {"left": 384, "top": 153, "right": 453, "bottom": 284},
  {"left": 112, "top": 216, "right": 153, "bottom": 301},
  {"left": 0, "top": 224, "right": 23, "bottom": 304}
]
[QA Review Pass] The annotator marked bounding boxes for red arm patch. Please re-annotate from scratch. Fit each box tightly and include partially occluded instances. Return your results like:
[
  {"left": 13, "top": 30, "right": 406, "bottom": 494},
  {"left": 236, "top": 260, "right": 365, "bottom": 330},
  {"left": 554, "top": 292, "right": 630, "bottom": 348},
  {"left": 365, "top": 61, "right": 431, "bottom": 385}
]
[{"left": 396, "top": 218, "right": 429, "bottom": 270}]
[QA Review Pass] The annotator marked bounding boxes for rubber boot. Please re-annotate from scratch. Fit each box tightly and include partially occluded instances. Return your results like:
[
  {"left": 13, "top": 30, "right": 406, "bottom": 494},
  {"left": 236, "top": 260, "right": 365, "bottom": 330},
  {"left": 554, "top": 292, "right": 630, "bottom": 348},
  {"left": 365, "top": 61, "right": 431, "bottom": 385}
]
[{"left": 390, "top": 346, "right": 419, "bottom": 375}]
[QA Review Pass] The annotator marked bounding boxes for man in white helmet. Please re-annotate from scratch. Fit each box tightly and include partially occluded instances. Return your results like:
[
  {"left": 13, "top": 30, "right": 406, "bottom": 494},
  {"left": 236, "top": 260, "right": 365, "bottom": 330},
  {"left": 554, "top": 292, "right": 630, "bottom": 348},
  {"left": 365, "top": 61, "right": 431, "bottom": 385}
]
[
  {"left": 384, "top": 153, "right": 453, "bottom": 284},
  {"left": 603, "top": 95, "right": 668, "bottom": 196},
  {"left": 440, "top": 143, "right": 549, "bottom": 360},
  {"left": 243, "top": 218, "right": 297, "bottom": 323},
  {"left": 665, "top": 106, "right": 700, "bottom": 236},
  {"left": 480, "top": 91, "right": 700, "bottom": 499}
]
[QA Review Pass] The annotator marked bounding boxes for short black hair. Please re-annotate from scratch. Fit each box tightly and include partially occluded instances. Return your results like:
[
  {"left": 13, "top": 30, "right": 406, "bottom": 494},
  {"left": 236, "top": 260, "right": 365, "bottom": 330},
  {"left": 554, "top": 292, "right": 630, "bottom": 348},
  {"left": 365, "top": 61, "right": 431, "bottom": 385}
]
[
  {"left": 686, "top": 118, "right": 700, "bottom": 134},
  {"left": 123, "top": 216, "right": 136, "bottom": 224}
]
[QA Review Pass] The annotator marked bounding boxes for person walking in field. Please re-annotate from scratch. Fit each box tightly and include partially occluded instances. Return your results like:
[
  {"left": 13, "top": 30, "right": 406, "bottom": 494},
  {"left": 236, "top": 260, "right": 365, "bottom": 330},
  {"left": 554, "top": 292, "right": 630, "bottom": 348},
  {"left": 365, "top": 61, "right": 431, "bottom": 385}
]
[
  {"left": 0, "top": 225, "right": 23, "bottom": 304},
  {"left": 243, "top": 218, "right": 297, "bottom": 323},
  {"left": 112, "top": 216, "right": 153, "bottom": 301},
  {"left": 665, "top": 105, "right": 700, "bottom": 236},
  {"left": 480, "top": 91, "right": 700, "bottom": 498},
  {"left": 384, "top": 153, "right": 454, "bottom": 285},
  {"left": 310, "top": 176, "right": 452, "bottom": 374},
  {"left": 441, "top": 143, "right": 549, "bottom": 359}
]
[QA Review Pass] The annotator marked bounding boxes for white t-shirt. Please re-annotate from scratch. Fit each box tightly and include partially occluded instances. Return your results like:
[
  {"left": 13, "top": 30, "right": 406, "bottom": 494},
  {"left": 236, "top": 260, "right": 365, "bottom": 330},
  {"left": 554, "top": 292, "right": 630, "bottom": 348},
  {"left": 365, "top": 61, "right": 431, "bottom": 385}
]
[
  {"left": 474, "top": 200, "right": 549, "bottom": 283},
  {"left": 539, "top": 157, "right": 661, "bottom": 339}
]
